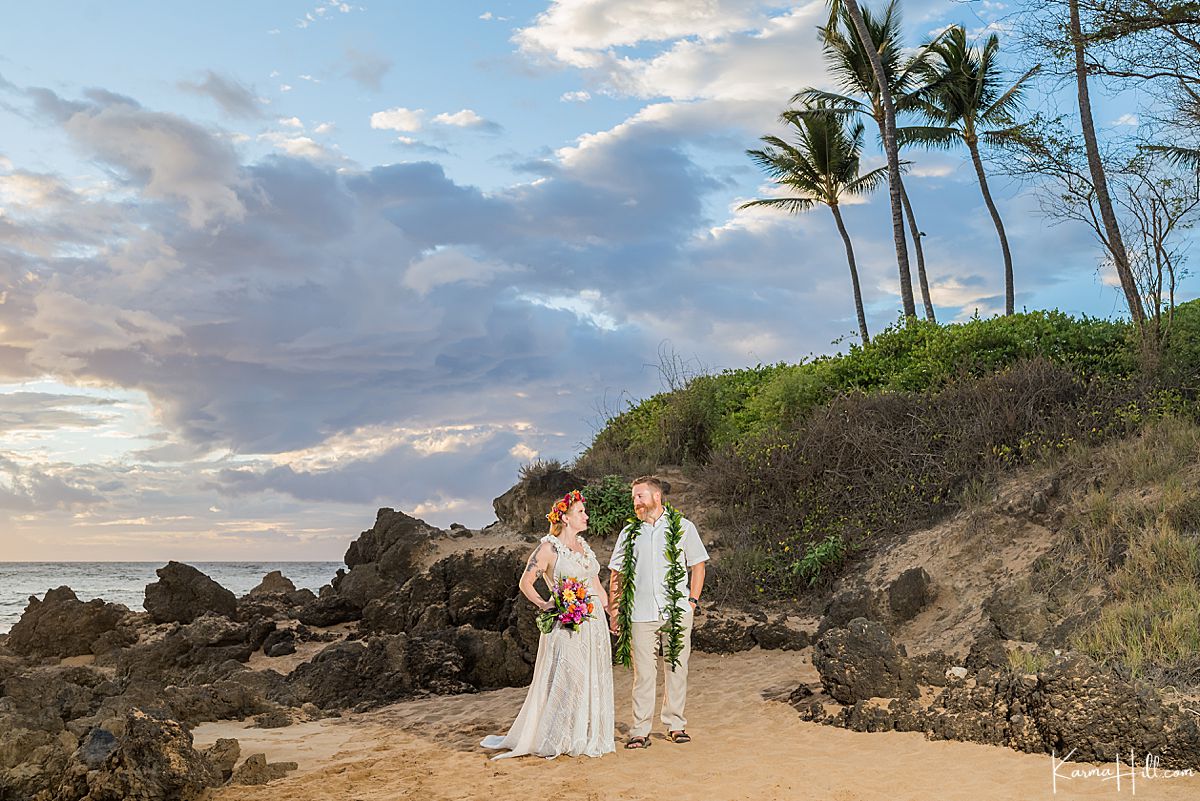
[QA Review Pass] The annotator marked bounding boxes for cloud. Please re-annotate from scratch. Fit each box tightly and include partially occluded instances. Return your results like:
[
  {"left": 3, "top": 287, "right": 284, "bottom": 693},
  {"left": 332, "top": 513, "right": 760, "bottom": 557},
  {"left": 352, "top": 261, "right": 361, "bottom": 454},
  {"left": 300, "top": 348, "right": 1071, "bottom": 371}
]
[
  {"left": 257, "top": 131, "right": 342, "bottom": 161},
  {"left": 12, "top": 83, "right": 250, "bottom": 228},
  {"left": 515, "top": 0, "right": 784, "bottom": 67},
  {"left": 431, "top": 109, "right": 484, "bottom": 127},
  {"left": 370, "top": 106, "right": 425, "bottom": 132},
  {"left": 560, "top": 90, "right": 592, "bottom": 103},
  {"left": 0, "top": 453, "right": 105, "bottom": 512},
  {"left": 403, "top": 246, "right": 524, "bottom": 294},
  {"left": 28, "top": 290, "right": 184, "bottom": 372},
  {"left": 0, "top": 392, "right": 118, "bottom": 433},
  {"left": 373, "top": 107, "right": 500, "bottom": 138},
  {"left": 0, "top": 170, "right": 78, "bottom": 209},
  {"left": 178, "top": 71, "right": 264, "bottom": 119},
  {"left": 431, "top": 108, "right": 502, "bottom": 132},
  {"left": 343, "top": 47, "right": 393, "bottom": 91},
  {"left": 603, "top": 7, "right": 828, "bottom": 102}
]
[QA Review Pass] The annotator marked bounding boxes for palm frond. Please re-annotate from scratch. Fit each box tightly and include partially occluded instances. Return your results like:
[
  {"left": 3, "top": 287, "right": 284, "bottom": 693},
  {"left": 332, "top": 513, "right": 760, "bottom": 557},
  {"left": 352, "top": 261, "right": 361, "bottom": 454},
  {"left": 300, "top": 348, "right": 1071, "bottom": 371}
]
[
  {"left": 844, "top": 164, "right": 889, "bottom": 196},
  {"left": 739, "top": 196, "right": 820, "bottom": 213},
  {"left": 744, "top": 95, "right": 885, "bottom": 211},
  {"left": 979, "top": 124, "right": 1029, "bottom": 147},
  {"left": 788, "top": 88, "right": 867, "bottom": 113},
  {"left": 897, "top": 125, "right": 960, "bottom": 149},
  {"left": 981, "top": 64, "right": 1042, "bottom": 123},
  {"left": 1143, "top": 144, "right": 1200, "bottom": 170}
]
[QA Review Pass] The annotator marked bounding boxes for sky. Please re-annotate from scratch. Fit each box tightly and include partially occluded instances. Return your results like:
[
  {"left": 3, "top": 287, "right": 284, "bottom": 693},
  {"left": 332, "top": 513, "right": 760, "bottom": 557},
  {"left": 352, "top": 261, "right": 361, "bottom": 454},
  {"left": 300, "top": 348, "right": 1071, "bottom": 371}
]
[{"left": 0, "top": 0, "right": 1186, "bottom": 561}]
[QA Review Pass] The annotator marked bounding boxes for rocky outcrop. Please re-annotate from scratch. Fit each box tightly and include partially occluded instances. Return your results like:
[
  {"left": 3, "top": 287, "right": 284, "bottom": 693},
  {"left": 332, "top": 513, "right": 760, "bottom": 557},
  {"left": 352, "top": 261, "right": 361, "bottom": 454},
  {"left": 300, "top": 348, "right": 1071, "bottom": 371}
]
[
  {"left": 800, "top": 650, "right": 1200, "bottom": 771},
  {"left": 144, "top": 562, "right": 238, "bottom": 624},
  {"left": 360, "top": 547, "right": 526, "bottom": 635},
  {"left": 812, "top": 618, "right": 920, "bottom": 704},
  {"left": 249, "top": 571, "right": 296, "bottom": 596},
  {"left": 285, "top": 634, "right": 472, "bottom": 711},
  {"left": 2, "top": 664, "right": 117, "bottom": 734},
  {"left": 296, "top": 592, "right": 362, "bottom": 627},
  {"left": 104, "top": 613, "right": 274, "bottom": 686},
  {"left": 337, "top": 508, "right": 441, "bottom": 603},
  {"left": 14, "top": 709, "right": 221, "bottom": 801},
  {"left": 691, "top": 608, "right": 811, "bottom": 654},
  {"left": 817, "top": 587, "right": 888, "bottom": 635},
  {"left": 886, "top": 567, "right": 936, "bottom": 623},
  {"left": 237, "top": 572, "right": 317, "bottom": 621},
  {"left": 202, "top": 737, "right": 240, "bottom": 782},
  {"left": 0, "top": 653, "right": 280, "bottom": 798},
  {"left": 229, "top": 752, "right": 298, "bottom": 786},
  {"left": 982, "top": 582, "right": 1054, "bottom": 643},
  {"left": 5, "top": 587, "right": 130, "bottom": 659},
  {"left": 262, "top": 628, "right": 297, "bottom": 657},
  {"left": 492, "top": 467, "right": 585, "bottom": 534},
  {"left": 433, "top": 625, "right": 533, "bottom": 689}
]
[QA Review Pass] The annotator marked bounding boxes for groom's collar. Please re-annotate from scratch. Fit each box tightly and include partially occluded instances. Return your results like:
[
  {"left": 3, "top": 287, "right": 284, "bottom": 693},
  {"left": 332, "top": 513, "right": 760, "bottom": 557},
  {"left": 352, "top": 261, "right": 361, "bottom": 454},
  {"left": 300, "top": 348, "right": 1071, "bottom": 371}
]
[{"left": 639, "top": 507, "right": 666, "bottom": 527}]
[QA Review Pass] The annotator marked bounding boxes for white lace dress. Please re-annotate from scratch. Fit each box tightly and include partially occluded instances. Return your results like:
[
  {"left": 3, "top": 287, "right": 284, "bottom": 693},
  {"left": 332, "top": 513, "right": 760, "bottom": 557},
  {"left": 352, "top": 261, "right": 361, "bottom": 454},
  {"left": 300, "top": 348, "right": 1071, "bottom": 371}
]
[{"left": 480, "top": 534, "right": 616, "bottom": 759}]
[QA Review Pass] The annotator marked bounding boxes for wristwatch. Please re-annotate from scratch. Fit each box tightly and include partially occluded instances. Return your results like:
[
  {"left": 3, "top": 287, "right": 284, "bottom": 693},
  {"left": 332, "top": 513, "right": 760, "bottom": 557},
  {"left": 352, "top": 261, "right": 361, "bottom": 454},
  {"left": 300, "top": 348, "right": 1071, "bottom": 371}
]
[{"left": 688, "top": 596, "right": 701, "bottom": 611}]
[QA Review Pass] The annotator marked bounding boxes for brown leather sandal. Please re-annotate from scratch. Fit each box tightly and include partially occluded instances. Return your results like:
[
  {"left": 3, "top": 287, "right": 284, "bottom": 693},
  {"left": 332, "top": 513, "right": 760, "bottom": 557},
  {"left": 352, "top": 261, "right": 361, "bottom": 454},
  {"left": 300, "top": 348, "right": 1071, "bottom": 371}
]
[
  {"left": 669, "top": 730, "right": 691, "bottom": 743},
  {"left": 625, "top": 735, "right": 651, "bottom": 749}
]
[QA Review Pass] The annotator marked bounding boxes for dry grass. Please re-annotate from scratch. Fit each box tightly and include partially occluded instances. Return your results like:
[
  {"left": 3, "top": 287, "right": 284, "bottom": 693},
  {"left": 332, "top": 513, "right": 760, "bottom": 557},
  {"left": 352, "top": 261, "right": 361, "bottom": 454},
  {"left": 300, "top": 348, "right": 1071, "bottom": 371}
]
[
  {"left": 1055, "top": 416, "right": 1200, "bottom": 684},
  {"left": 1006, "top": 647, "right": 1056, "bottom": 675}
]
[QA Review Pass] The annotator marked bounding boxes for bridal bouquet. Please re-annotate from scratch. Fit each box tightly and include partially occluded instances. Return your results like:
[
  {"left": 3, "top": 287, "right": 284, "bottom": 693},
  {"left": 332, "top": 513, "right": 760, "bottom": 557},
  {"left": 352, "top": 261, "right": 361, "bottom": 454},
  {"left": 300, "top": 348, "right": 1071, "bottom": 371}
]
[{"left": 536, "top": 576, "right": 594, "bottom": 634}]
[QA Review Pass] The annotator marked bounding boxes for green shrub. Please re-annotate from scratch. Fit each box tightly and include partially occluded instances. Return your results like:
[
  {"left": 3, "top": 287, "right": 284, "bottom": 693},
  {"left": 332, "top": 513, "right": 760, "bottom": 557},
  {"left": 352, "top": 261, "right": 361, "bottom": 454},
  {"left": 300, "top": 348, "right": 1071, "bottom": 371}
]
[
  {"left": 518, "top": 458, "right": 563, "bottom": 481},
  {"left": 578, "top": 308, "right": 1143, "bottom": 475},
  {"left": 584, "top": 475, "right": 634, "bottom": 539},
  {"left": 704, "top": 358, "right": 1161, "bottom": 595},
  {"left": 576, "top": 300, "right": 1200, "bottom": 598},
  {"left": 794, "top": 533, "right": 847, "bottom": 587},
  {"left": 1163, "top": 298, "right": 1200, "bottom": 387}
]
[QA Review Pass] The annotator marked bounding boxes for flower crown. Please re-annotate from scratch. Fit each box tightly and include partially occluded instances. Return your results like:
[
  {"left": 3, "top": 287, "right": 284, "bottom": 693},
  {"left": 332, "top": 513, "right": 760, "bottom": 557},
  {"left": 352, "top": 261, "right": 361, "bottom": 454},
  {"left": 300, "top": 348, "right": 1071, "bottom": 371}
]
[{"left": 546, "top": 489, "right": 586, "bottom": 526}]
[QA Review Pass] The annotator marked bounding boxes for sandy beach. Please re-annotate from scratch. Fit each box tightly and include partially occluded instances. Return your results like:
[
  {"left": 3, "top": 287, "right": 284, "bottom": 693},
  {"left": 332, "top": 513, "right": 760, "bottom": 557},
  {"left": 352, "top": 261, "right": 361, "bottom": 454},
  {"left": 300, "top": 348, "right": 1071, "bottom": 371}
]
[{"left": 194, "top": 647, "right": 1200, "bottom": 801}]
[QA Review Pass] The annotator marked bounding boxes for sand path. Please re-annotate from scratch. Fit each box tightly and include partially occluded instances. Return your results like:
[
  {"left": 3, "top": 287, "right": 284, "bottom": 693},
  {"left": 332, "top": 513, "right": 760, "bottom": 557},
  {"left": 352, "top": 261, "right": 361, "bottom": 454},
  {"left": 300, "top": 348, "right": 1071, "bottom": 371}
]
[{"left": 195, "top": 647, "right": 1200, "bottom": 800}]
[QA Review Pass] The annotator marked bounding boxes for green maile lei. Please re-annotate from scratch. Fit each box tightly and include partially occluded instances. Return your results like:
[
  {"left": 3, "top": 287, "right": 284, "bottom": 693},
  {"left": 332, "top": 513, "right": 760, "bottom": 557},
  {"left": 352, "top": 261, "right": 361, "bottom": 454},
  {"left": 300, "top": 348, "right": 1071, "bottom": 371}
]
[{"left": 613, "top": 503, "right": 687, "bottom": 671}]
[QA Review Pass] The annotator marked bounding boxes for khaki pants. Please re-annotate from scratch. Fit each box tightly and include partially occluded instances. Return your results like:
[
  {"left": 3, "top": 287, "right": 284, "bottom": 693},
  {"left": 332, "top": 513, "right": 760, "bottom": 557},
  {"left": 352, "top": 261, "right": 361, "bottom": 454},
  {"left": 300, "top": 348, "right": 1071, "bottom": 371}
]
[{"left": 629, "top": 607, "right": 694, "bottom": 737}]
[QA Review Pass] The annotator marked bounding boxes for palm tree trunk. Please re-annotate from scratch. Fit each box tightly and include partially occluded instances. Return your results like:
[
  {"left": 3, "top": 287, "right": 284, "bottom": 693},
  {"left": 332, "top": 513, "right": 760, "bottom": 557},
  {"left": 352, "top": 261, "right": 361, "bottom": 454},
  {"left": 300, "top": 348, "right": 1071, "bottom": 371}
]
[
  {"left": 842, "top": 0, "right": 915, "bottom": 321},
  {"left": 899, "top": 178, "right": 936, "bottom": 322},
  {"left": 1068, "top": 0, "right": 1146, "bottom": 328},
  {"left": 830, "top": 202, "right": 871, "bottom": 345},
  {"left": 967, "top": 138, "right": 1015, "bottom": 315}
]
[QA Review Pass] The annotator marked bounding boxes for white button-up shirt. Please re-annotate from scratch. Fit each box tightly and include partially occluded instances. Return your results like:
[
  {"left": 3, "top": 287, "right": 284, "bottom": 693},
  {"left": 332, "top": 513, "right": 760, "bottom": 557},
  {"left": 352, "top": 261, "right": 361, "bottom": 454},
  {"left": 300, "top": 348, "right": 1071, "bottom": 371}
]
[{"left": 608, "top": 509, "right": 709, "bottom": 623}]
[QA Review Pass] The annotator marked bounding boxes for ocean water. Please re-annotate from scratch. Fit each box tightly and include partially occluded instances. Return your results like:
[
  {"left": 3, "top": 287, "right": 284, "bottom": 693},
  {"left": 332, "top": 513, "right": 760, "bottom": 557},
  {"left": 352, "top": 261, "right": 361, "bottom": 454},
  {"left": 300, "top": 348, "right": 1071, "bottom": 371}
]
[{"left": 0, "top": 562, "right": 343, "bottom": 635}]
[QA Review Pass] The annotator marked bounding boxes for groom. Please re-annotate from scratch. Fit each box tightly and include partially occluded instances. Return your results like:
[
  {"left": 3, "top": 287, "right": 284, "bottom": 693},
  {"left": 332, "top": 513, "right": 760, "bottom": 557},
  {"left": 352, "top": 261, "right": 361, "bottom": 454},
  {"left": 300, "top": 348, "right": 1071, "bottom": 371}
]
[{"left": 608, "top": 475, "right": 708, "bottom": 749}]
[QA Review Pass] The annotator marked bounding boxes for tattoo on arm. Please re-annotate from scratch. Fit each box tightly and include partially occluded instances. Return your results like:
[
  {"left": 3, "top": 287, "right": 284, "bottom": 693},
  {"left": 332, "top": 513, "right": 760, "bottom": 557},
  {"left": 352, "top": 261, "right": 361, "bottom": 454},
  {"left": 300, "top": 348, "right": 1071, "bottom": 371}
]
[{"left": 523, "top": 553, "right": 539, "bottom": 574}]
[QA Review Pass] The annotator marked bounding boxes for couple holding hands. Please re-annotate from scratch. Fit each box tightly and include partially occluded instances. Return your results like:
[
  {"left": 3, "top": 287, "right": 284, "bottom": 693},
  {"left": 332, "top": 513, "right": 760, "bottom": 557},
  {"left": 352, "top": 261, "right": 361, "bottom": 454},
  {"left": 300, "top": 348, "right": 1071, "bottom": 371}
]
[{"left": 481, "top": 475, "right": 709, "bottom": 759}]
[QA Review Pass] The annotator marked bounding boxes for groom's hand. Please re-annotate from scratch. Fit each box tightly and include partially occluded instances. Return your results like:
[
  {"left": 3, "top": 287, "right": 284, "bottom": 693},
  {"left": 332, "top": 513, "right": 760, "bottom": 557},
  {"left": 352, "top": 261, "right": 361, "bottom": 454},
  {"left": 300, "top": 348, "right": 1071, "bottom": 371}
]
[{"left": 609, "top": 616, "right": 620, "bottom": 636}]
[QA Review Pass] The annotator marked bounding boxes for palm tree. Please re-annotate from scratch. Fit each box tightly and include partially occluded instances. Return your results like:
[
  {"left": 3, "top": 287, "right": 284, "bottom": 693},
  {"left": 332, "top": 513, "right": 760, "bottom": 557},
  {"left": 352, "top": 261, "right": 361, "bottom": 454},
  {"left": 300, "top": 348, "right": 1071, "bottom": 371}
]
[
  {"left": 908, "top": 26, "right": 1040, "bottom": 316},
  {"left": 794, "top": 0, "right": 938, "bottom": 322},
  {"left": 1068, "top": 0, "right": 1145, "bottom": 328},
  {"left": 832, "top": 0, "right": 915, "bottom": 321},
  {"left": 742, "top": 109, "right": 888, "bottom": 344}
]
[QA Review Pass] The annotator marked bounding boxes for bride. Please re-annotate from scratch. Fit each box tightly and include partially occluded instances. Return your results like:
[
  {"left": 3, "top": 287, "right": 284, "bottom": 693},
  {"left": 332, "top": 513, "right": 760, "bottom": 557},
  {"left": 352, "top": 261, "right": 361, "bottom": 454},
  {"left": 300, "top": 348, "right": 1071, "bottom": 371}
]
[{"left": 480, "top": 489, "right": 615, "bottom": 759}]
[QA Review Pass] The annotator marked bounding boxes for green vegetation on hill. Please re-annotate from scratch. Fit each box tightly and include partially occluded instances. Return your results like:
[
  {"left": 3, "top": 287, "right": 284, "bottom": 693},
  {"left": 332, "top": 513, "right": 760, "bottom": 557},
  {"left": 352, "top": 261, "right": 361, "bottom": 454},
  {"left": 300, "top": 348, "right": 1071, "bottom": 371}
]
[
  {"left": 574, "top": 302, "right": 1200, "bottom": 599},
  {"left": 580, "top": 309, "right": 1137, "bottom": 471}
]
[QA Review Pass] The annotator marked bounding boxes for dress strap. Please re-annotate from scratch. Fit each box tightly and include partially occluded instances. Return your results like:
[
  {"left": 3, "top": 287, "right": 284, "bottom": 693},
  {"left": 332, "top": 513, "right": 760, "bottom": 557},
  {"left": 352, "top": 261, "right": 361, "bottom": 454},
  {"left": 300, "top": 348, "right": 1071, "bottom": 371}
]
[
  {"left": 539, "top": 535, "right": 563, "bottom": 584},
  {"left": 577, "top": 535, "right": 597, "bottom": 562}
]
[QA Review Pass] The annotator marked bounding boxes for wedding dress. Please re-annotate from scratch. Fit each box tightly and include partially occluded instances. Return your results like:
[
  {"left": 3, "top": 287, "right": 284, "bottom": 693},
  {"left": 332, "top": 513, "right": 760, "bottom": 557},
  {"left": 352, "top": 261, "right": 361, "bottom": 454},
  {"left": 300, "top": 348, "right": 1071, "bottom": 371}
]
[{"left": 480, "top": 533, "right": 615, "bottom": 759}]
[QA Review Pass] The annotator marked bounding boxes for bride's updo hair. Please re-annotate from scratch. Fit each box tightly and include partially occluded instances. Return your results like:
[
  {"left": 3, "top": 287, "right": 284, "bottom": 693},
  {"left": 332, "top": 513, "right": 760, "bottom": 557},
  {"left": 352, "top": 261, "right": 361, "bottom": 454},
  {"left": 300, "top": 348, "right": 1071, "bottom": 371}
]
[{"left": 546, "top": 489, "right": 586, "bottom": 537}]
